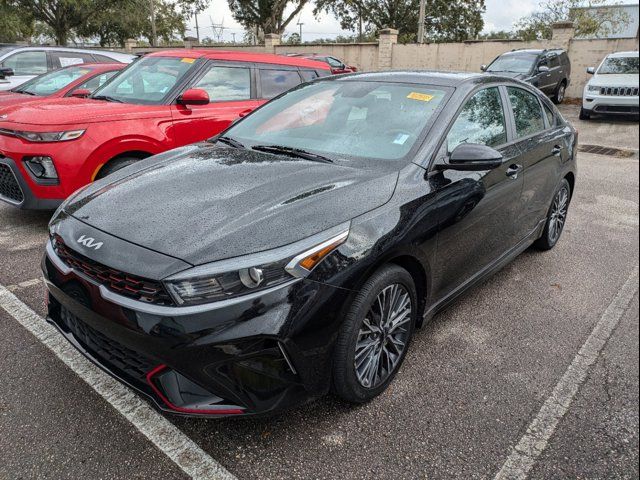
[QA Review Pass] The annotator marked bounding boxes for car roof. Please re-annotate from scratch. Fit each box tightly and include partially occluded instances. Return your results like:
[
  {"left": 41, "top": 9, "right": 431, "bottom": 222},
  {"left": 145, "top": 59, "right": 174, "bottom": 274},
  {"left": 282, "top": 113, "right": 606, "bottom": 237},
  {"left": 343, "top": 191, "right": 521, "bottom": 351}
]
[
  {"left": 0, "top": 46, "right": 134, "bottom": 62},
  {"left": 63, "top": 62, "right": 126, "bottom": 71},
  {"left": 607, "top": 50, "right": 639, "bottom": 58},
  {"left": 146, "top": 49, "right": 331, "bottom": 70},
  {"left": 332, "top": 70, "right": 493, "bottom": 87}
]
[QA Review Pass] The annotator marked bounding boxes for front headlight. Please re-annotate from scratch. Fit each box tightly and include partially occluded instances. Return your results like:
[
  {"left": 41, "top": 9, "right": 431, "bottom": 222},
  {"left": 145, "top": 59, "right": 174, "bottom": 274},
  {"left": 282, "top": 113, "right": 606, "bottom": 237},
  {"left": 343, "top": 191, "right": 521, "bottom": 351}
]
[
  {"left": 164, "top": 225, "right": 350, "bottom": 306},
  {"left": 0, "top": 128, "right": 86, "bottom": 142},
  {"left": 587, "top": 85, "right": 601, "bottom": 92}
]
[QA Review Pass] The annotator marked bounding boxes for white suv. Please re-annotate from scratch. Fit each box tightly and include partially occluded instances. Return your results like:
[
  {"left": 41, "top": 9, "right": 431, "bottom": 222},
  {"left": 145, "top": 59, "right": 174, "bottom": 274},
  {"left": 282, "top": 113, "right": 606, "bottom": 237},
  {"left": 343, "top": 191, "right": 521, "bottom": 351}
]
[
  {"left": 581, "top": 51, "right": 639, "bottom": 120},
  {"left": 0, "top": 45, "right": 134, "bottom": 91}
]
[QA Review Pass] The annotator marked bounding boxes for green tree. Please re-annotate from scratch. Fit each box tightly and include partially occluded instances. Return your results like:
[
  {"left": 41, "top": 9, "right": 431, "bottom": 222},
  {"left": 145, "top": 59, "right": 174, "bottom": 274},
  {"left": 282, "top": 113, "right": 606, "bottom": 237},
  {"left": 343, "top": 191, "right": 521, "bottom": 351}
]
[
  {"left": 314, "top": 0, "right": 485, "bottom": 43},
  {"left": 515, "top": 0, "right": 631, "bottom": 40},
  {"left": 0, "top": 1, "right": 35, "bottom": 42},
  {"left": 227, "top": 0, "right": 309, "bottom": 35}
]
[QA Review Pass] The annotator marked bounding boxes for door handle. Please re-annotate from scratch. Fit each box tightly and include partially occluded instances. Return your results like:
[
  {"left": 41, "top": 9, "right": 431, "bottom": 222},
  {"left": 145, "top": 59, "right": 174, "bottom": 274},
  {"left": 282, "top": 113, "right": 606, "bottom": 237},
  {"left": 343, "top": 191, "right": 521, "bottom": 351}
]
[
  {"left": 506, "top": 164, "right": 523, "bottom": 179},
  {"left": 552, "top": 145, "right": 562, "bottom": 157}
]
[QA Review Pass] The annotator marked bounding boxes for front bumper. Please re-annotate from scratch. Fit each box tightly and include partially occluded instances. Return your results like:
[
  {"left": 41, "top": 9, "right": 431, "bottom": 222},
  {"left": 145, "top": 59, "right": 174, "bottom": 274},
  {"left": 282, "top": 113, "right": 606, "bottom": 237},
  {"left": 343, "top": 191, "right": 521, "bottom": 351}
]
[
  {"left": 0, "top": 156, "right": 61, "bottom": 209},
  {"left": 582, "top": 91, "right": 639, "bottom": 115},
  {"left": 42, "top": 237, "right": 349, "bottom": 417}
]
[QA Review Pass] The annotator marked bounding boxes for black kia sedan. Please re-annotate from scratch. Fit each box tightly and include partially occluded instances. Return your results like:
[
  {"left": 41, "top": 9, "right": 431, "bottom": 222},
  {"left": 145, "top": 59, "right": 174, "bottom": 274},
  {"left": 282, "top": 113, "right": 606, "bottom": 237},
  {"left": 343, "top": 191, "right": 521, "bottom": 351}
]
[{"left": 43, "top": 72, "right": 577, "bottom": 417}]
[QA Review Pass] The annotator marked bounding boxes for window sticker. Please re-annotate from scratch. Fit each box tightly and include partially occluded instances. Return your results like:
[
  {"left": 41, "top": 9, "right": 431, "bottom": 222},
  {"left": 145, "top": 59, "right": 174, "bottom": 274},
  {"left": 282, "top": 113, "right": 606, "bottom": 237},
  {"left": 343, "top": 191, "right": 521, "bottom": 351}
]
[
  {"left": 393, "top": 133, "right": 410, "bottom": 145},
  {"left": 181, "top": 58, "right": 196, "bottom": 64},
  {"left": 407, "top": 92, "right": 434, "bottom": 102}
]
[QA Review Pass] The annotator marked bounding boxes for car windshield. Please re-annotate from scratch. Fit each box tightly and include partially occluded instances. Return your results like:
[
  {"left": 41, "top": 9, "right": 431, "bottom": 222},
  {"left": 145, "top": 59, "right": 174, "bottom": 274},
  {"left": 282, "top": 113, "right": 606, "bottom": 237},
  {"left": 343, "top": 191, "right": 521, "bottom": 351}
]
[
  {"left": 13, "top": 66, "right": 93, "bottom": 96},
  {"left": 225, "top": 80, "right": 449, "bottom": 162},
  {"left": 90, "top": 56, "right": 196, "bottom": 104},
  {"left": 598, "top": 56, "right": 639, "bottom": 74},
  {"left": 487, "top": 54, "right": 537, "bottom": 73}
]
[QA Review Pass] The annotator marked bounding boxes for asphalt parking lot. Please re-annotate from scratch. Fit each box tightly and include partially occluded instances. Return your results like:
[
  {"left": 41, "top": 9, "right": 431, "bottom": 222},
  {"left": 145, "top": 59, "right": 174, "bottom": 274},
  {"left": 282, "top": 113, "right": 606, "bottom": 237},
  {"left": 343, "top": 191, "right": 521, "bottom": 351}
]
[{"left": 0, "top": 104, "right": 638, "bottom": 480}]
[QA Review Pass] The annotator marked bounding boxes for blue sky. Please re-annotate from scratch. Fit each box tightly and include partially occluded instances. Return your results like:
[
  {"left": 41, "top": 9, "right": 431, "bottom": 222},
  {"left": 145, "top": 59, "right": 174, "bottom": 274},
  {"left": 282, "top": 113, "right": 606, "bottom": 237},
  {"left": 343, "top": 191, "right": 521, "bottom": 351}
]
[{"left": 186, "top": 0, "right": 637, "bottom": 42}]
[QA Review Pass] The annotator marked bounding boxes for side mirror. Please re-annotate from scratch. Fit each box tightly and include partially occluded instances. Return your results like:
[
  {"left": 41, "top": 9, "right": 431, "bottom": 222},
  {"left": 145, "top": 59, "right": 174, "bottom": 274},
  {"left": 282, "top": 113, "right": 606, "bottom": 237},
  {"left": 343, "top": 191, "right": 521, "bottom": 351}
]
[
  {"left": 480, "top": 65, "right": 488, "bottom": 72},
  {"left": 586, "top": 67, "right": 596, "bottom": 75},
  {"left": 71, "top": 88, "right": 91, "bottom": 98},
  {"left": 0, "top": 67, "right": 14, "bottom": 79},
  {"left": 178, "top": 88, "right": 209, "bottom": 106},
  {"left": 437, "top": 144, "right": 503, "bottom": 172},
  {"left": 538, "top": 65, "right": 550, "bottom": 73}
]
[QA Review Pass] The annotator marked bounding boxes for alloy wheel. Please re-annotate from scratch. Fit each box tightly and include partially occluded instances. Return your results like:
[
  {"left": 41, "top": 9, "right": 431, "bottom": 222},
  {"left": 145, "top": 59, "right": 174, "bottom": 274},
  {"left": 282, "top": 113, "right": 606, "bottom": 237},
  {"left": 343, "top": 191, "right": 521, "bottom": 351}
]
[
  {"left": 549, "top": 186, "right": 569, "bottom": 243},
  {"left": 354, "top": 283, "right": 413, "bottom": 389},
  {"left": 557, "top": 84, "right": 565, "bottom": 103}
]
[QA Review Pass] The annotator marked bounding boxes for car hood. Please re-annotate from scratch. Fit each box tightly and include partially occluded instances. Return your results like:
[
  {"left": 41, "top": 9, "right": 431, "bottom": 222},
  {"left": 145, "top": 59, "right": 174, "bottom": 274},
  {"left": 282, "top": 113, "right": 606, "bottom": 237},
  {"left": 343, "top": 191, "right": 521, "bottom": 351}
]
[
  {"left": 591, "top": 74, "right": 640, "bottom": 87},
  {"left": 0, "top": 92, "right": 45, "bottom": 109},
  {"left": 64, "top": 143, "right": 399, "bottom": 266},
  {"left": 0, "top": 97, "right": 169, "bottom": 126}
]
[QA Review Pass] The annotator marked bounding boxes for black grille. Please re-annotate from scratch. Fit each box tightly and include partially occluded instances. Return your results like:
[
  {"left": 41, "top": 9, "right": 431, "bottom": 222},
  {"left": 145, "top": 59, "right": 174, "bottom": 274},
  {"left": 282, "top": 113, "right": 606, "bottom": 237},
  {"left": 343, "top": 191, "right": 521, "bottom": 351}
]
[
  {"left": 59, "top": 306, "right": 156, "bottom": 381},
  {"left": 53, "top": 235, "right": 175, "bottom": 306},
  {"left": 600, "top": 86, "right": 639, "bottom": 97},
  {"left": 0, "top": 162, "right": 24, "bottom": 203}
]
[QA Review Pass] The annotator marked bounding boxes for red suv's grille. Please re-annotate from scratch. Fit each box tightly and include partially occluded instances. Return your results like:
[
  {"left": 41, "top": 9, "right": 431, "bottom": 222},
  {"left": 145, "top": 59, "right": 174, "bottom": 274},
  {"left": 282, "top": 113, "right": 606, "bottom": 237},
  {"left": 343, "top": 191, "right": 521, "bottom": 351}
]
[{"left": 52, "top": 235, "right": 175, "bottom": 306}]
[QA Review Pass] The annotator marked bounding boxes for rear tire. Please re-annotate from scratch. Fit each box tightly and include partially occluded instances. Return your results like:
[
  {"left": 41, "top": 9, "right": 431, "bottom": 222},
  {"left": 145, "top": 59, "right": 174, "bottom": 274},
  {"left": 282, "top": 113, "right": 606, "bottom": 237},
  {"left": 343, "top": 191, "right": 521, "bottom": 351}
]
[
  {"left": 96, "top": 157, "right": 140, "bottom": 180},
  {"left": 332, "top": 264, "right": 417, "bottom": 404},
  {"left": 552, "top": 82, "right": 566, "bottom": 104},
  {"left": 534, "top": 179, "right": 571, "bottom": 251},
  {"left": 579, "top": 107, "right": 591, "bottom": 120}
]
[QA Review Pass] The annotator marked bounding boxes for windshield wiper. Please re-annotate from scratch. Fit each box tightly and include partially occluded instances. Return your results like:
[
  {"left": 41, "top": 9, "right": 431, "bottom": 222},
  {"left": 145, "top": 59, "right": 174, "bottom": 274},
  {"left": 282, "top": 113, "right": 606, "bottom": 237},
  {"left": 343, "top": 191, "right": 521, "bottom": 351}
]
[
  {"left": 216, "top": 136, "right": 245, "bottom": 149},
  {"left": 92, "top": 95, "right": 124, "bottom": 103},
  {"left": 252, "top": 145, "right": 334, "bottom": 164},
  {"left": 15, "top": 90, "right": 36, "bottom": 96}
]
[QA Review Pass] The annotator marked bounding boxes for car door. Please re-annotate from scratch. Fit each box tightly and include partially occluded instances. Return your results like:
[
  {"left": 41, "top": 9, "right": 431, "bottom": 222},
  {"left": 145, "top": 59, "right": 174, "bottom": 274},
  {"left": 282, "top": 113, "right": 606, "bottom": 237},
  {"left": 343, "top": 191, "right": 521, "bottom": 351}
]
[
  {"left": 170, "top": 61, "right": 263, "bottom": 146},
  {"left": 430, "top": 86, "right": 524, "bottom": 301},
  {"left": 506, "top": 86, "right": 570, "bottom": 240},
  {"left": 0, "top": 50, "right": 48, "bottom": 90},
  {"left": 535, "top": 56, "right": 555, "bottom": 94}
]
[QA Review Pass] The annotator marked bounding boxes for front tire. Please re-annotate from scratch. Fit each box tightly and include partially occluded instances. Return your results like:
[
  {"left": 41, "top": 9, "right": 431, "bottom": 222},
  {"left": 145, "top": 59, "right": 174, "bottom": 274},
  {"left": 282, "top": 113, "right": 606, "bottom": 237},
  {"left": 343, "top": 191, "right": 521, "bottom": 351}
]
[
  {"left": 96, "top": 157, "right": 140, "bottom": 180},
  {"left": 332, "top": 264, "right": 417, "bottom": 404},
  {"left": 534, "top": 179, "right": 571, "bottom": 251},
  {"left": 552, "top": 82, "right": 566, "bottom": 104},
  {"left": 579, "top": 107, "right": 591, "bottom": 120}
]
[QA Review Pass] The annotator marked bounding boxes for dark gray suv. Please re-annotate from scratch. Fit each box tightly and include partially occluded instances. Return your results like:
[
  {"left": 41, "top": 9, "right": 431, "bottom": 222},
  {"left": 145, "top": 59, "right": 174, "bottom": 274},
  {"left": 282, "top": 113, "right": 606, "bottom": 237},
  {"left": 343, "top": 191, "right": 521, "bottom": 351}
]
[{"left": 482, "top": 49, "right": 571, "bottom": 104}]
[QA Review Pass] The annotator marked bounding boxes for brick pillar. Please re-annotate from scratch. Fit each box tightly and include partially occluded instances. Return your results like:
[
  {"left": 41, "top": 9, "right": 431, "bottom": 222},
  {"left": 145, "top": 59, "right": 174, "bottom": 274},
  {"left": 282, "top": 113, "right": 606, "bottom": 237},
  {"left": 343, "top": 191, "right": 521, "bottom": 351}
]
[
  {"left": 264, "top": 33, "right": 282, "bottom": 54},
  {"left": 378, "top": 28, "right": 398, "bottom": 70},
  {"left": 124, "top": 39, "right": 137, "bottom": 53},
  {"left": 551, "top": 21, "right": 575, "bottom": 50},
  {"left": 183, "top": 36, "right": 199, "bottom": 49}
]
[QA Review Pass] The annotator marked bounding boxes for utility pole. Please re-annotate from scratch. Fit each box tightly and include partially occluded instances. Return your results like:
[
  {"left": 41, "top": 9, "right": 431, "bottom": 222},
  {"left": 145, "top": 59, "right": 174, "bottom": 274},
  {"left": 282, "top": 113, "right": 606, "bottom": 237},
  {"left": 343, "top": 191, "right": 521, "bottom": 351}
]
[
  {"left": 150, "top": 0, "right": 157, "bottom": 47},
  {"left": 297, "top": 21, "right": 305, "bottom": 43},
  {"left": 232, "top": 33, "right": 237, "bottom": 44},
  {"left": 194, "top": 12, "right": 200, "bottom": 44},
  {"left": 417, "top": 0, "right": 426, "bottom": 44}
]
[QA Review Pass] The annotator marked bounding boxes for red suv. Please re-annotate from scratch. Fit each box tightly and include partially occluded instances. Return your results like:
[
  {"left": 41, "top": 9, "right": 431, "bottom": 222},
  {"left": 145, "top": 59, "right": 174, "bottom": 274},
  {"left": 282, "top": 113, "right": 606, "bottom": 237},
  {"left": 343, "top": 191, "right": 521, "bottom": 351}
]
[{"left": 0, "top": 50, "right": 330, "bottom": 209}]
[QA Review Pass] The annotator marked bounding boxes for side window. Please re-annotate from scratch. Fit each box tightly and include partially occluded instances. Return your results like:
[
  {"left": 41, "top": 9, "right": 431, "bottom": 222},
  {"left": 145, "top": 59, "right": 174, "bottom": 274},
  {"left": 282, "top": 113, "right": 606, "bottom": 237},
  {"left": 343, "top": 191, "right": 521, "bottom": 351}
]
[
  {"left": 259, "top": 69, "right": 302, "bottom": 99},
  {"left": 2, "top": 51, "right": 47, "bottom": 75},
  {"left": 52, "top": 52, "right": 94, "bottom": 68},
  {"left": 542, "top": 102, "right": 556, "bottom": 127},
  {"left": 93, "top": 54, "right": 118, "bottom": 63},
  {"left": 327, "top": 57, "right": 343, "bottom": 68},
  {"left": 508, "top": 87, "right": 546, "bottom": 138},
  {"left": 193, "top": 66, "right": 251, "bottom": 101},
  {"left": 447, "top": 87, "right": 507, "bottom": 152},
  {"left": 549, "top": 55, "right": 560, "bottom": 68},
  {"left": 74, "top": 71, "right": 119, "bottom": 94},
  {"left": 300, "top": 70, "right": 319, "bottom": 82},
  {"left": 537, "top": 57, "right": 549, "bottom": 70}
]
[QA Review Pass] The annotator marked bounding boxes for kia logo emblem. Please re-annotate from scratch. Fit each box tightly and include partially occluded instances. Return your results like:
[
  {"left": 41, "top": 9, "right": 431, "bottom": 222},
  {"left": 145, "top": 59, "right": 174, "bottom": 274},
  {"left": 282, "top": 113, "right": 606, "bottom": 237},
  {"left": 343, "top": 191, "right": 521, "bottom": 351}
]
[{"left": 77, "top": 235, "right": 103, "bottom": 250}]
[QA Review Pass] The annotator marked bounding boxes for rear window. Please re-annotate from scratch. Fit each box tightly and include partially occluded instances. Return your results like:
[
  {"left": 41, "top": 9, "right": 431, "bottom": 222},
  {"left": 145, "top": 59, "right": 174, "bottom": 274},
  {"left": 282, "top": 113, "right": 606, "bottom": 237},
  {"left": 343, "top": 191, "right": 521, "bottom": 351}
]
[{"left": 260, "top": 69, "right": 302, "bottom": 99}]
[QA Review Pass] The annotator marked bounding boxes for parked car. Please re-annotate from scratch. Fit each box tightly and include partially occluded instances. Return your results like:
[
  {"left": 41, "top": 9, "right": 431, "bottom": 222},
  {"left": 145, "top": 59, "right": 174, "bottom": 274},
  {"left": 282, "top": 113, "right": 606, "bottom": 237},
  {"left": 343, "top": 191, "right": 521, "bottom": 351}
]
[
  {"left": 0, "top": 45, "right": 134, "bottom": 91},
  {"left": 0, "top": 63, "right": 125, "bottom": 108},
  {"left": 288, "top": 53, "right": 358, "bottom": 74},
  {"left": 43, "top": 71, "right": 577, "bottom": 417},
  {"left": 0, "top": 50, "right": 330, "bottom": 209},
  {"left": 580, "top": 50, "right": 639, "bottom": 120},
  {"left": 482, "top": 48, "right": 571, "bottom": 104}
]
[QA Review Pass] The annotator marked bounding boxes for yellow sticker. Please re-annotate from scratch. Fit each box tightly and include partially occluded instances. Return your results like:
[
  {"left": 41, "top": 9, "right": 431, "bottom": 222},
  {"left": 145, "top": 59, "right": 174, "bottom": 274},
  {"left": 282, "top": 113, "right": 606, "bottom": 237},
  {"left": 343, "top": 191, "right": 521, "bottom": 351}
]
[
  {"left": 407, "top": 92, "right": 434, "bottom": 102},
  {"left": 181, "top": 58, "right": 196, "bottom": 64}
]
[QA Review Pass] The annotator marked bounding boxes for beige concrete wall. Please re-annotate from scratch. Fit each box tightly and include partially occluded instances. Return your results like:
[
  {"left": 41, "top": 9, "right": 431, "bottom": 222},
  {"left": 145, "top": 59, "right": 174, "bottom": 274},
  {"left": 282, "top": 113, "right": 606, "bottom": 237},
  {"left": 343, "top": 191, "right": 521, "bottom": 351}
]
[{"left": 274, "top": 44, "right": 379, "bottom": 71}]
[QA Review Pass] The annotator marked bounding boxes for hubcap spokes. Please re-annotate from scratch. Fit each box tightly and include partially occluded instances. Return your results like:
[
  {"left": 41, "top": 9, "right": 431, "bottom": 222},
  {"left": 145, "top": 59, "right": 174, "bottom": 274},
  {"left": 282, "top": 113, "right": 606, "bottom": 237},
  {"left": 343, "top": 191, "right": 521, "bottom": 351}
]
[
  {"left": 549, "top": 187, "right": 569, "bottom": 242},
  {"left": 355, "top": 284, "right": 412, "bottom": 389}
]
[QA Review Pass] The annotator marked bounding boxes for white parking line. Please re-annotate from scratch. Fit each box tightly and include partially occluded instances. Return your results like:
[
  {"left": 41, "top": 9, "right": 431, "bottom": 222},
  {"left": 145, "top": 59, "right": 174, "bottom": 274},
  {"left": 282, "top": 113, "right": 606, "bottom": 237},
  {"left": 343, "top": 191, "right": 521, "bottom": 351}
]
[
  {"left": 494, "top": 266, "right": 639, "bottom": 480},
  {"left": 7, "top": 278, "right": 42, "bottom": 292},
  {"left": 0, "top": 284, "right": 237, "bottom": 480}
]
